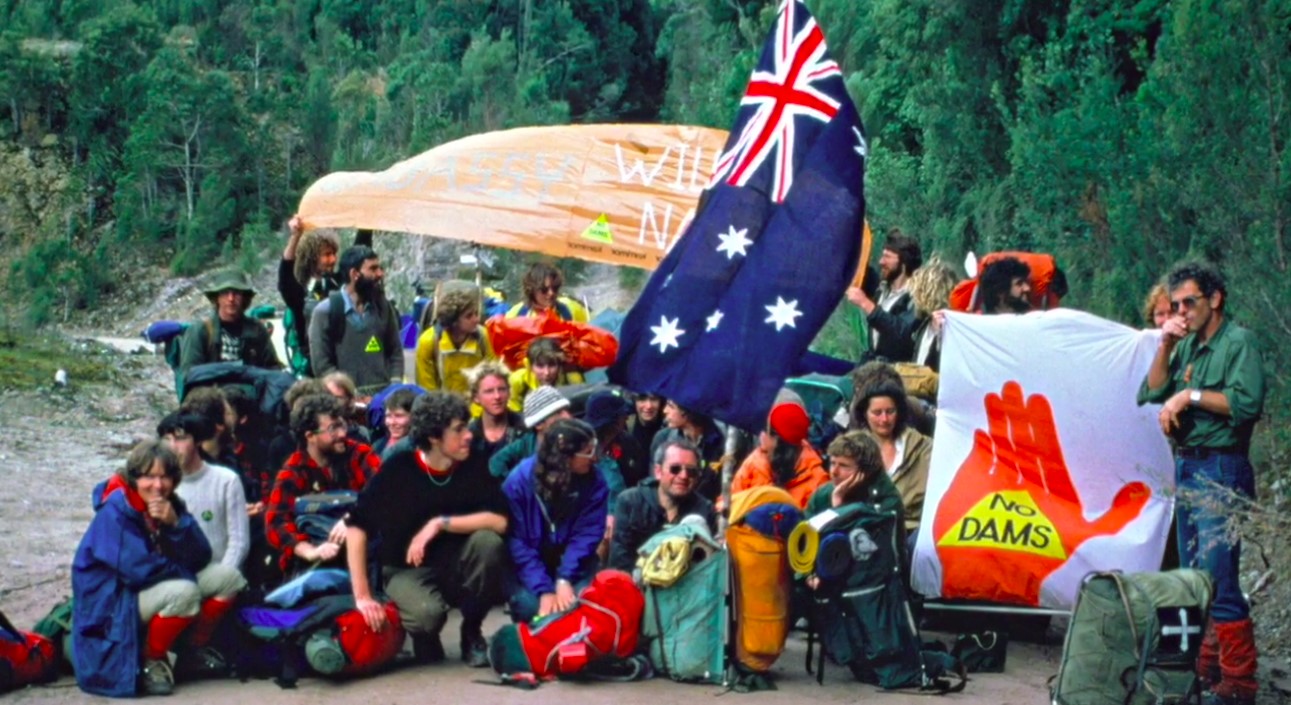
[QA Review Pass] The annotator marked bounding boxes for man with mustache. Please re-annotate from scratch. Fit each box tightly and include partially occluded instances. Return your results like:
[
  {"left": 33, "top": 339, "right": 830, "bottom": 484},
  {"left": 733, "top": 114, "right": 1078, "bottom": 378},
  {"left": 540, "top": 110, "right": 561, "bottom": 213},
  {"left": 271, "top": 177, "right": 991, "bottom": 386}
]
[{"left": 309, "top": 245, "right": 404, "bottom": 398}]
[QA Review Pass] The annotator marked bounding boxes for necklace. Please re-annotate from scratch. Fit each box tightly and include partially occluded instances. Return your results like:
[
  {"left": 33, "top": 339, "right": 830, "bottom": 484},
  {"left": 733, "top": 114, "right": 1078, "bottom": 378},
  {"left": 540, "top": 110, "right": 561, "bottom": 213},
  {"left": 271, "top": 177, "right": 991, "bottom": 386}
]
[{"left": 417, "top": 449, "right": 455, "bottom": 486}]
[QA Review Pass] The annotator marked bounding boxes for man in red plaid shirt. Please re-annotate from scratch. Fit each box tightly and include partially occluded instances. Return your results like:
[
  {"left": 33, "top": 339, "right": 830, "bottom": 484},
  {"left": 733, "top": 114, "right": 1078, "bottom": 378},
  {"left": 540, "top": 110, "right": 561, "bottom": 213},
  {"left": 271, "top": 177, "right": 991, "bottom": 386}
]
[{"left": 265, "top": 394, "right": 380, "bottom": 574}]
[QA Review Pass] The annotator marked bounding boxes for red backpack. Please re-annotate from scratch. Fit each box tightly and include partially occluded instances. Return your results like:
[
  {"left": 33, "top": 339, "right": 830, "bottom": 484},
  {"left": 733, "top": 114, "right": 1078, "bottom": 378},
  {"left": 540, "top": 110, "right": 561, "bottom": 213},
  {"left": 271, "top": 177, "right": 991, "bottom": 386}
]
[
  {"left": 489, "top": 570, "right": 645, "bottom": 681},
  {"left": 0, "top": 610, "right": 57, "bottom": 692}
]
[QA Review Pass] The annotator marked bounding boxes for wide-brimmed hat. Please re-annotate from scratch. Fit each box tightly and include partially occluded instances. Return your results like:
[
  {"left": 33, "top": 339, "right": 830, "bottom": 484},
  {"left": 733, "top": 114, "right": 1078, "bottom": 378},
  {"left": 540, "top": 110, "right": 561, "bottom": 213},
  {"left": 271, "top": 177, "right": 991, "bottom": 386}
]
[
  {"left": 202, "top": 269, "right": 256, "bottom": 304},
  {"left": 582, "top": 388, "right": 634, "bottom": 431}
]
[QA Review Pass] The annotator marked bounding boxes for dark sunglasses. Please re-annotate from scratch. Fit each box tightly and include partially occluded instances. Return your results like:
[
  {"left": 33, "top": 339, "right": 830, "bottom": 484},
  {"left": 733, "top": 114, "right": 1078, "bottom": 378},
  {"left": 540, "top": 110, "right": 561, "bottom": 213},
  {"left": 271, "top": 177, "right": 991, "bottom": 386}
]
[
  {"left": 1169, "top": 295, "right": 1203, "bottom": 312},
  {"left": 666, "top": 464, "right": 701, "bottom": 478},
  {"left": 539, "top": 285, "right": 561, "bottom": 295}
]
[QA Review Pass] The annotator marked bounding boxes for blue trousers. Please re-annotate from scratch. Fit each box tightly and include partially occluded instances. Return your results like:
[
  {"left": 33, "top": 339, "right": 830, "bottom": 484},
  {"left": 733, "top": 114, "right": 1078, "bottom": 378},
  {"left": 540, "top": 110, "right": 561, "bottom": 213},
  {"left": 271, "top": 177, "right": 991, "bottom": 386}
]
[{"left": 1175, "top": 452, "right": 1254, "bottom": 623}]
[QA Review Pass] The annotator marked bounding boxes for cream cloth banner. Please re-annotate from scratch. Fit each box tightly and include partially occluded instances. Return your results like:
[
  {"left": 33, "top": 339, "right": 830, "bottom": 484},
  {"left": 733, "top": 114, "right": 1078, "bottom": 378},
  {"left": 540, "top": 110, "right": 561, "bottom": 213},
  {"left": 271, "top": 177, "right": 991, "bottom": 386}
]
[
  {"left": 911, "top": 309, "right": 1174, "bottom": 610},
  {"left": 296, "top": 124, "right": 728, "bottom": 269}
]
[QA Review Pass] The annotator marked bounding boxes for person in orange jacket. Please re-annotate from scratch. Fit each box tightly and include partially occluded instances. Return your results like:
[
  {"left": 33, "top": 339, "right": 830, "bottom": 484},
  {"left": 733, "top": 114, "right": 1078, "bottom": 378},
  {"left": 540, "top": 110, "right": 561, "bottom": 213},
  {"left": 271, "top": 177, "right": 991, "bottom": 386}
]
[{"left": 730, "top": 389, "right": 828, "bottom": 510}]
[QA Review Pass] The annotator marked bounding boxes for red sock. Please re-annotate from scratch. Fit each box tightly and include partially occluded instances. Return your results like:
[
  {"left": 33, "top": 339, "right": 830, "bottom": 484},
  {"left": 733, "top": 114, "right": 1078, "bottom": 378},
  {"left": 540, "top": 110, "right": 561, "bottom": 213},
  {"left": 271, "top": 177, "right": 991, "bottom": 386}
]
[
  {"left": 145, "top": 615, "right": 195, "bottom": 660},
  {"left": 188, "top": 598, "right": 235, "bottom": 648}
]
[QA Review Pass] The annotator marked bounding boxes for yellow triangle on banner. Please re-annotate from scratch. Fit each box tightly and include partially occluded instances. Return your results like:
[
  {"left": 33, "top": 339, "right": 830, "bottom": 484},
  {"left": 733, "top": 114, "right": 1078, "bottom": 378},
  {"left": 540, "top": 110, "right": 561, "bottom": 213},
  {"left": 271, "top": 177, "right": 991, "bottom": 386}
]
[
  {"left": 936, "top": 490, "right": 1067, "bottom": 560},
  {"left": 365, "top": 336, "right": 382, "bottom": 353},
  {"left": 580, "top": 214, "right": 614, "bottom": 244}
]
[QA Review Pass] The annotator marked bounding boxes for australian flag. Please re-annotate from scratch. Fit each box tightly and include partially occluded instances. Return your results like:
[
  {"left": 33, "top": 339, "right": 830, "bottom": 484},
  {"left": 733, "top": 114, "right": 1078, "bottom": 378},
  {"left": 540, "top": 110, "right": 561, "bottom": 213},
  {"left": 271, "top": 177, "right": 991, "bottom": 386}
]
[{"left": 609, "top": 0, "right": 866, "bottom": 432}]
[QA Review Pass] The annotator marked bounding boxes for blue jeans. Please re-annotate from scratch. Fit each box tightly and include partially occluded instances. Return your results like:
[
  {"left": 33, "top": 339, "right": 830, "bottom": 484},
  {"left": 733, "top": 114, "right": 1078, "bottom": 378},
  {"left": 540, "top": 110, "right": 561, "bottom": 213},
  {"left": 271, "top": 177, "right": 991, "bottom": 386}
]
[
  {"left": 508, "top": 577, "right": 591, "bottom": 624},
  {"left": 1175, "top": 452, "right": 1255, "bottom": 623}
]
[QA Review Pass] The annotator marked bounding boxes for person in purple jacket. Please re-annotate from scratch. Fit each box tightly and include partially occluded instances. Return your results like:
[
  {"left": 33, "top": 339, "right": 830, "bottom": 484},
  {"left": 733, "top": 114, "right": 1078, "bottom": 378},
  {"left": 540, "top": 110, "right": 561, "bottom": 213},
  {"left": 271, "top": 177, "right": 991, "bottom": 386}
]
[{"left": 501, "top": 419, "right": 608, "bottom": 623}]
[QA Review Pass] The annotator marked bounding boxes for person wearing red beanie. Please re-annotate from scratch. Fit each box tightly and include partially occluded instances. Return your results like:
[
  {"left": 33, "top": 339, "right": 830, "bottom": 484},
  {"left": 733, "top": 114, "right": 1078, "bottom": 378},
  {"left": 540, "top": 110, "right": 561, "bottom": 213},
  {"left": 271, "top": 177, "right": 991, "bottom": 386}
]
[{"left": 730, "top": 390, "right": 829, "bottom": 509}]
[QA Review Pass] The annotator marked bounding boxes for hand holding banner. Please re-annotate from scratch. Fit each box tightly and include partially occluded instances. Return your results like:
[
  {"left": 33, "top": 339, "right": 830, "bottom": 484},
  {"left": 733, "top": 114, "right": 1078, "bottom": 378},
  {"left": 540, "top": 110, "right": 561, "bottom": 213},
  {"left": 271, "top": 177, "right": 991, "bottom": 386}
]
[{"left": 932, "top": 381, "right": 1152, "bottom": 605}]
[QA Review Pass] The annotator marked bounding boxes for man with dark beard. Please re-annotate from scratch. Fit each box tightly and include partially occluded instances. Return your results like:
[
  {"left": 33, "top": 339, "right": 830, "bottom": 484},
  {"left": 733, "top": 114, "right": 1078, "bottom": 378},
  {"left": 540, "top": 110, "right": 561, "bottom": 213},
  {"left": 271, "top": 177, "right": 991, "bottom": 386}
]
[
  {"left": 308, "top": 245, "right": 403, "bottom": 398},
  {"left": 978, "top": 256, "right": 1033, "bottom": 314},
  {"left": 845, "top": 229, "right": 922, "bottom": 361}
]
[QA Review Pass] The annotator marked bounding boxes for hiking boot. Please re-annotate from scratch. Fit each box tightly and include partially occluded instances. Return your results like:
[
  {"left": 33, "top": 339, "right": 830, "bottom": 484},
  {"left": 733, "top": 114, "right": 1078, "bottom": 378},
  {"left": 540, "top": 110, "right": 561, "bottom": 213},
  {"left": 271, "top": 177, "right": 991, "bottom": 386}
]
[
  {"left": 411, "top": 634, "right": 445, "bottom": 664},
  {"left": 141, "top": 658, "right": 175, "bottom": 696},
  {"left": 174, "top": 645, "right": 228, "bottom": 681},
  {"left": 460, "top": 630, "right": 489, "bottom": 668}
]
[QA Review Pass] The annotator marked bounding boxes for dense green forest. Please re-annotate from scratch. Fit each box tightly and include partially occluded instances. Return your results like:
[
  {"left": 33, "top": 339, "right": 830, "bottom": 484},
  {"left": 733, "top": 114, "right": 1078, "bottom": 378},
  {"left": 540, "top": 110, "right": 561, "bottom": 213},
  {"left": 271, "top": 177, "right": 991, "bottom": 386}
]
[{"left": 1, "top": 0, "right": 1287, "bottom": 463}]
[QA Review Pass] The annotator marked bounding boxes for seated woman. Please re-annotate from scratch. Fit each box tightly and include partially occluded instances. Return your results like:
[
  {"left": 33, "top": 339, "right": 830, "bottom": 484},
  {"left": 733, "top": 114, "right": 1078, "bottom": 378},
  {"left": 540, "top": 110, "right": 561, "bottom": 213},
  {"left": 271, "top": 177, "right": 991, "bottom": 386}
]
[
  {"left": 730, "top": 390, "right": 828, "bottom": 509},
  {"left": 415, "top": 283, "right": 494, "bottom": 394},
  {"left": 854, "top": 380, "right": 932, "bottom": 542},
  {"left": 71, "top": 440, "right": 241, "bottom": 697},
  {"left": 502, "top": 419, "right": 608, "bottom": 623},
  {"left": 507, "top": 337, "right": 585, "bottom": 413},
  {"left": 504, "top": 262, "right": 589, "bottom": 323},
  {"left": 465, "top": 361, "right": 526, "bottom": 465},
  {"left": 372, "top": 387, "right": 419, "bottom": 458}
]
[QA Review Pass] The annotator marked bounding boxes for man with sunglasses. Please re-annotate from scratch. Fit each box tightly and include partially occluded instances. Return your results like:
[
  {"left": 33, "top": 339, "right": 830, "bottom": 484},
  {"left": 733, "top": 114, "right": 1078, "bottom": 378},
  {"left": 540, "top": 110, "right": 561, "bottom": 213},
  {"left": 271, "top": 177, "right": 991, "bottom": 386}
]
[
  {"left": 505, "top": 262, "right": 590, "bottom": 322},
  {"left": 607, "top": 438, "right": 717, "bottom": 572},
  {"left": 1138, "top": 261, "right": 1266, "bottom": 705}
]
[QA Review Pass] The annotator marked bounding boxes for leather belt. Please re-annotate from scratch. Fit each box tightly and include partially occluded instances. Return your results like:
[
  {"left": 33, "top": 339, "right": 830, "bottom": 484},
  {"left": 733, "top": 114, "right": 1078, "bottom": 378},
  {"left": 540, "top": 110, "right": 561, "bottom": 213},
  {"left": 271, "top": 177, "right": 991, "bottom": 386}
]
[{"left": 1174, "top": 446, "right": 1241, "bottom": 459}]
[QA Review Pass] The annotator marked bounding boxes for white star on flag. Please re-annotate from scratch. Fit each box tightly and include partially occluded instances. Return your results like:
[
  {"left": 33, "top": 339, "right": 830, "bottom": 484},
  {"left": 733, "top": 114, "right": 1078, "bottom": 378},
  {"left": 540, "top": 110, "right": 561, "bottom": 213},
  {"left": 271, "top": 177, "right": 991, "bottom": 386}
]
[
  {"left": 706, "top": 310, "right": 724, "bottom": 332},
  {"left": 715, "top": 225, "right": 753, "bottom": 260},
  {"left": 650, "top": 316, "right": 685, "bottom": 353},
  {"left": 853, "top": 126, "right": 868, "bottom": 160},
  {"left": 764, "top": 297, "right": 803, "bottom": 331}
]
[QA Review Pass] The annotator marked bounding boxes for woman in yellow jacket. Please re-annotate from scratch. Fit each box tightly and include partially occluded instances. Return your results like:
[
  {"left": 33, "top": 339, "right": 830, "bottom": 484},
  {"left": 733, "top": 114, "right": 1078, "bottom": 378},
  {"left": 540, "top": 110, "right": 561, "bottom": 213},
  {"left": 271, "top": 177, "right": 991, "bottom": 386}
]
[
  {"left": 507, "top": 337, "right": 584, "bottom": 413},
  {"left": 415, "top": 283, "right": 495, "bottom": 395},
  {"left": 504, "top": 262, "right": 589, "bottom": 322}
]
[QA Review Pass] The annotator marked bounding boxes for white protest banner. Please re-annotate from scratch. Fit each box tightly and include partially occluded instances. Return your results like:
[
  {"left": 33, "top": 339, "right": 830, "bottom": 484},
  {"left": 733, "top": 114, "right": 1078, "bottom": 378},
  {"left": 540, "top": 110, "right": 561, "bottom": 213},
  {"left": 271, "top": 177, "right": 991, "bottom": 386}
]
[{"left": 911, "top": 309, "right": 1174, "bottom": 610}]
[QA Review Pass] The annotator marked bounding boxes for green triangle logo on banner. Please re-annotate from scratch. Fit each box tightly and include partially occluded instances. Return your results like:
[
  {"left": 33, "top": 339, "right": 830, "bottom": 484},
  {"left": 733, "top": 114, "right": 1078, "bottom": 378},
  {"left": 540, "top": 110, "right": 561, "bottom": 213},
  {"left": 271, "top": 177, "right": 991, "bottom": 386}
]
[
  {"left": 365, "top": 336, "right": 382, "bottom": 353},
  {"left": 581, "top": 214, "right": 614, "bottom": 244}
]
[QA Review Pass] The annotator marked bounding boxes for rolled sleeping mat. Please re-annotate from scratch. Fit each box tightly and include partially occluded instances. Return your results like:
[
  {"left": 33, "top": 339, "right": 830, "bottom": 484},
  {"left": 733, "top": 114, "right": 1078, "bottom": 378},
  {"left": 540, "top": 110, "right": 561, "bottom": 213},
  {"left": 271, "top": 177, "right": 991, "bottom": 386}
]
[
  {"left": 788, "top": 521, "right": 820, "bottom": 575},
  {"left": 814, "top": 532, "right": 853, "bottom": 582}
]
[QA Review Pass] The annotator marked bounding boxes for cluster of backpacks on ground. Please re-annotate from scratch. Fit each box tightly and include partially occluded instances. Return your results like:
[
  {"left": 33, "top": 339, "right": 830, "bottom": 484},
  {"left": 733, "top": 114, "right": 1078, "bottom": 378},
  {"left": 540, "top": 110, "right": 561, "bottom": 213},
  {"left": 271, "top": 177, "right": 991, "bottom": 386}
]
[{"left": 2, "top": 483, "right": 1217, "bottom": 704}]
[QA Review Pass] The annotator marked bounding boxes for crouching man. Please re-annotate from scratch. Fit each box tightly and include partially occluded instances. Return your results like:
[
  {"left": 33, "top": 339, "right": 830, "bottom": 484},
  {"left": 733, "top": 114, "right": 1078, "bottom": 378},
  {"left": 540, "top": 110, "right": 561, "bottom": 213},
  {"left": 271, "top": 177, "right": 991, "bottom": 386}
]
[
  {"left": 71, "top": 441, "right": 241, "bottom": 697},
  {"left": 346, "top": 391, "right": 510, "bottom": 667}
]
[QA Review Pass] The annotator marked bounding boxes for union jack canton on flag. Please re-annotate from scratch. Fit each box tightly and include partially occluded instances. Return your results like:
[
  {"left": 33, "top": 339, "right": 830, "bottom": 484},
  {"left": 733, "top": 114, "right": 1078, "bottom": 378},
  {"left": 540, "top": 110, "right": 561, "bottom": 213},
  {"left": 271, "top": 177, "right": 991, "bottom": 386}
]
[{"left": 609, "top": 0, "right": 867, "bottom": 432}]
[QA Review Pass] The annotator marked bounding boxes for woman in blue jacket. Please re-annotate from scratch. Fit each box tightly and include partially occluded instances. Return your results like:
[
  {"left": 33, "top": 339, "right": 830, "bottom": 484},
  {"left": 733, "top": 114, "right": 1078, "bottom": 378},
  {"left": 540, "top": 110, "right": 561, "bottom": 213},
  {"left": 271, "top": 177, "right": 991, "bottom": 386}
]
[
  {"left": 71, "top": 440, "right": 214, "bottom": 697},
  {"left": 502, "top": 419, "right": 608, "bottom": 623}
]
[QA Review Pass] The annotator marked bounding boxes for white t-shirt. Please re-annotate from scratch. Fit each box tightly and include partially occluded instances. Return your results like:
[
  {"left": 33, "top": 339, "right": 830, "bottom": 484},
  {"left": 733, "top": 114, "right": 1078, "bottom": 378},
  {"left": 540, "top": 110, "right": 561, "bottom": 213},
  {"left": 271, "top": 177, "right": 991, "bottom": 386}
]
[{"left": 176, "top": 461, "right": 250, "bottom": 570}]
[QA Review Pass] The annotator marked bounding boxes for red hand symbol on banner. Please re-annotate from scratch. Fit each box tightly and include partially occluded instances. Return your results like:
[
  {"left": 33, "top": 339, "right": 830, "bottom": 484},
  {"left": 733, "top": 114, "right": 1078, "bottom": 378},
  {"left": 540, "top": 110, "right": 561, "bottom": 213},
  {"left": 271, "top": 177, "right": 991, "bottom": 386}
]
[{"left": 931, "top": 381, "right": 1151, "bottom": 605}]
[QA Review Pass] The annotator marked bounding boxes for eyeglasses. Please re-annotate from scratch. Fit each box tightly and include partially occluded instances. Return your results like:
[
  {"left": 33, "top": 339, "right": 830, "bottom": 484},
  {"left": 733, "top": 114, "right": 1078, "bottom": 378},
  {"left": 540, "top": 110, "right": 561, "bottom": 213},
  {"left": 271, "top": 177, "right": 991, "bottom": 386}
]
[
  {"left": 539, "top": 285, "right": 561, "bottom": 295},
  {"left": 574, "top": 448, "right": 597, "bottom": 460},
  {"left": 1169, "top": 295, "right": 1203, "bottom": 312},
  {"left": 867, "top": 408, "right": 899, "bottom": 417},
  {"left": 314, "top": 422, "right": 347, "bottom": 435},
  {"left": 666, "top": 464, "right": 701, "bottom": 478}
]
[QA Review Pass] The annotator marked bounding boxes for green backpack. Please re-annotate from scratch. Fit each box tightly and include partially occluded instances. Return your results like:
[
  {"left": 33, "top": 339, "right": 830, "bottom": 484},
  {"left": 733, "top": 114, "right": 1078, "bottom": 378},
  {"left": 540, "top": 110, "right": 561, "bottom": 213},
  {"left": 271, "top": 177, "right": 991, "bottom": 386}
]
[
  {"left": 808, "top": 503, "right": 965, "bottom": 693},
  {"left": 638, "top": 517, "right": 729, "bottom": 684},
  {"left": 1051, "top": 570, "right": 1212, "bottom": 705},
  {"left": 31, "top": 597, "right": 73, "bottom": 671}
]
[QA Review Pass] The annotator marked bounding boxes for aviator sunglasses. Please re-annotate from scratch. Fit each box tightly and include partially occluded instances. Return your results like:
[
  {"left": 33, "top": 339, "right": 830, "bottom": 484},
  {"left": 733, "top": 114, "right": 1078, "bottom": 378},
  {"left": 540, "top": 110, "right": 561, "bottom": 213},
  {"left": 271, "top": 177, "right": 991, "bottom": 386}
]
[{"left": 666, "top": 464, "right": 701, "bottom": 478}]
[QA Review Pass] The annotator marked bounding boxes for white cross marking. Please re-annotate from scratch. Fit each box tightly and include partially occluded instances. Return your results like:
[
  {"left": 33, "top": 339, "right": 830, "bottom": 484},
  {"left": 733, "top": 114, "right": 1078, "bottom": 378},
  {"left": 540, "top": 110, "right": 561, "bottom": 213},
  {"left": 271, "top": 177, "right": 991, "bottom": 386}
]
[{"left": 1160, "top": 608, "right": 1201, "bottom": 652}]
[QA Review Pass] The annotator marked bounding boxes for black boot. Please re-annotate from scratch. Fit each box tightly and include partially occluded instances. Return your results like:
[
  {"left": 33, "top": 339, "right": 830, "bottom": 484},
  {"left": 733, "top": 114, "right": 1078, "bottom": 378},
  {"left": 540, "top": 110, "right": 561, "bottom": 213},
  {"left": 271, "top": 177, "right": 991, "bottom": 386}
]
[{"left": 411, "top": 633, "right": 445, "bottom": 665}]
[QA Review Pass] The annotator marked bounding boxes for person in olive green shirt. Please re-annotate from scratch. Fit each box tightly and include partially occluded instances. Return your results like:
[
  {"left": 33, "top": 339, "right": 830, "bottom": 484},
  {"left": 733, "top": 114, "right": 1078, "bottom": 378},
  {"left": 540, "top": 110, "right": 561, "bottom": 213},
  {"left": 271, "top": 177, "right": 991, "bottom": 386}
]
[{"left": 1136, "top": 261, "right": 1265, "bottom": 705}]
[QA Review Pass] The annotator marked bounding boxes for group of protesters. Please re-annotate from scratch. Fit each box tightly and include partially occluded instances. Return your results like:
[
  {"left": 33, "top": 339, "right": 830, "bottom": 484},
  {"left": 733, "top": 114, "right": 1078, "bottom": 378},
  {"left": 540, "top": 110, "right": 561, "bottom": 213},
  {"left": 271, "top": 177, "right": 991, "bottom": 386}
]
[{"left": 65, "top": 220, "right": 1265, "bottom": 705}]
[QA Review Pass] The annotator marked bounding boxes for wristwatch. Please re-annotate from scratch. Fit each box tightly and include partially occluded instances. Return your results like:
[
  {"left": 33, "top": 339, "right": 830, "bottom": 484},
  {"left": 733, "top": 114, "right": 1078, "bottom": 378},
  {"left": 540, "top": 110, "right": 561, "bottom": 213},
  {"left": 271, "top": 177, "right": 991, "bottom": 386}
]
[
  {"left": 440, "top": 515, "right": 451, "bottom": 529},
  {"left": 1189, "top": 389, "right": 1202, "bottom": 406}
]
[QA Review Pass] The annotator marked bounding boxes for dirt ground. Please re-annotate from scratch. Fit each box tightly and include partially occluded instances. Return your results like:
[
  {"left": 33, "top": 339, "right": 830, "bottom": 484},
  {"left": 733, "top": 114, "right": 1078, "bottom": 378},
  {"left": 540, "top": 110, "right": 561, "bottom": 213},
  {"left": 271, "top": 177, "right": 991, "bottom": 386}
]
[{"left": 1, "top": 338, "right": 1287, "bottom": 704}]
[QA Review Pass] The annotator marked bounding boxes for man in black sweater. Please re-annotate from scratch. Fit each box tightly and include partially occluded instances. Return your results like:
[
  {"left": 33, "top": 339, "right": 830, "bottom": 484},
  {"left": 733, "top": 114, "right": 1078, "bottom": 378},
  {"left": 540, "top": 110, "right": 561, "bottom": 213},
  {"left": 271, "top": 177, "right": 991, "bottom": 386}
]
[
  {"left": 345, "top": 392, "right": 509, "bottom": 667},
  {"left": 608, "top": 438, "right": 717, "bottom": 572}
]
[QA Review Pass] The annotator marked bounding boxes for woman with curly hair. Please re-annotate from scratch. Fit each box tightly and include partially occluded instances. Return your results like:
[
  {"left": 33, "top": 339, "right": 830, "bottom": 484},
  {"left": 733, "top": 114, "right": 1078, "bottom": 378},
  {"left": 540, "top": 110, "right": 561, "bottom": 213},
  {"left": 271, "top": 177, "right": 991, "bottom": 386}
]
[
  {"left": 501, "top": 418, "right": 608, "bottom": 622},
  {"left": 504, "top": 262, "right": 589, "bottom": 322},
  {"left": 415, "top": 282, "right": 495, "bottom": 394},
  {"left": 906, "top": 257, "right": 959, "bottom": 371},
  {"left": 279, "top": 216, "right": 371, "bottom": 375}
]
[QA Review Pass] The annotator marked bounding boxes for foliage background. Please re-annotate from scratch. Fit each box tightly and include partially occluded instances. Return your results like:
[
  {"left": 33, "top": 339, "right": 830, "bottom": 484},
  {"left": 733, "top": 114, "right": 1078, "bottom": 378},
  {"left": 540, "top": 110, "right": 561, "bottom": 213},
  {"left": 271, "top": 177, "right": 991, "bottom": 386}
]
[{"left": 1, "top": 0, "right": 1286, "bottom": 475}]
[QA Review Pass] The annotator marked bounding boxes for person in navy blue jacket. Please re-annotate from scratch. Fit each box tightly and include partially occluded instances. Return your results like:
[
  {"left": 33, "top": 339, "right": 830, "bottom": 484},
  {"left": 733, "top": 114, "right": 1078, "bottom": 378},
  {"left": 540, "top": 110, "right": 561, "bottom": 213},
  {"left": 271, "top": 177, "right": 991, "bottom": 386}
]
[
  {"left": 71, "top": 440, "right": 215, "bottom": 697},
  {"left": 502, "top": 419, "right": 608, "bottom": 623}
]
